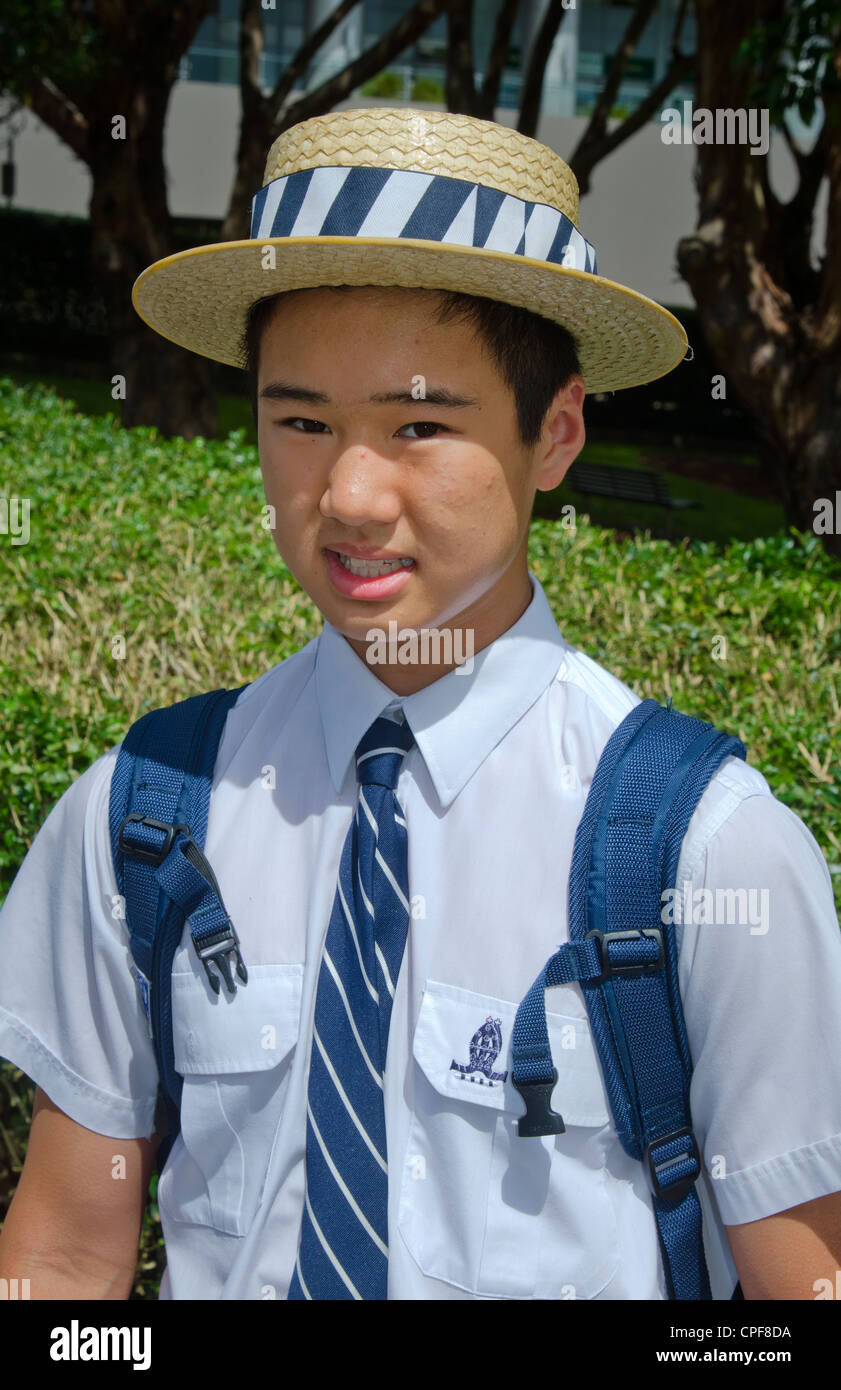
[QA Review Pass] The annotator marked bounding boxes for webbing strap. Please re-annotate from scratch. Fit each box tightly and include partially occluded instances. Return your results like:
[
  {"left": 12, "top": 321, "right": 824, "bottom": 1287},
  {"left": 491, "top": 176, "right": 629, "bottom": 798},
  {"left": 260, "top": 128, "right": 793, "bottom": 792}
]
[
  {"left": 109, "top": 684, "right": 248, "bottom": 1167},
  {"left": 512, "top": 699, "right": 746, "bottom": 1299}
]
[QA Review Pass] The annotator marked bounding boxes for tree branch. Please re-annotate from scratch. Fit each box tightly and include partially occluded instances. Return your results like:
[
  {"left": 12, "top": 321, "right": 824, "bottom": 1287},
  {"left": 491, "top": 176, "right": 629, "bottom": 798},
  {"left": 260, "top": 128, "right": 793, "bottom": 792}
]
[
  {"left": 517, "top": 0, "right": 569, "bottom": 138},
  {"left": 237, "top": 0, "right": 269, "bottom": 123},
  {"left": 780, "top": 117, "right": 827, "bottom": 229},
  {"left": 277, "top": 0, "right": 457, "bottom": 132},
  {"left": 271, "top": 0, "right": 363, "bottom": 110},
  {"left": 585, "top": 0, "right": 657, "bottom": 150},
  {"left": 26, "top": 74, "right": 89, "bottom": 161},
  {"left": 671, "top": 0, "right": 690, "bottom": 57},
  {"left": 570, "top": 50, "right": 695, "bottom": 196},
  {"left": 476, "top": 0, "right": 521, "bottom": 121},
  {"left": 815, "top": 89, "right": 841, "bottom": 350},
  {"left": 445, "top": 0, "right": 476, "bottom": 115}
]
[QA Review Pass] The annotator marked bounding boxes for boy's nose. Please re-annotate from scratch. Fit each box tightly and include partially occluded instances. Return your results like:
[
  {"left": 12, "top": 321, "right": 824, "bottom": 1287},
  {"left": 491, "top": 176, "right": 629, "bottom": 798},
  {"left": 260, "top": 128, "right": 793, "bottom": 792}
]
[{"left": 321, "top": 446, "right": 401, "bottom": 521}]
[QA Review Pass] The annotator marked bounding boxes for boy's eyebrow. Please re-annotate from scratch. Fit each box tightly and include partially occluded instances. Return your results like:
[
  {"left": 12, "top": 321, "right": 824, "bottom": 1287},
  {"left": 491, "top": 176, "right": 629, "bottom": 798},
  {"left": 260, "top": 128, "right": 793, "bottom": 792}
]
[{"left": 259, "top": 381, "right": 480, "bottom": 409}]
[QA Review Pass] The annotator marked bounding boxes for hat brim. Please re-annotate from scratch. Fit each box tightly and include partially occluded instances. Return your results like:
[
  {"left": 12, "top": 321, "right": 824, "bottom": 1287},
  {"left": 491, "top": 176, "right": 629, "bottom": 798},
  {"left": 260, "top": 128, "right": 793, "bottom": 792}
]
[{"left": 132, "top": 236, "right": 688, "bottom": 394}]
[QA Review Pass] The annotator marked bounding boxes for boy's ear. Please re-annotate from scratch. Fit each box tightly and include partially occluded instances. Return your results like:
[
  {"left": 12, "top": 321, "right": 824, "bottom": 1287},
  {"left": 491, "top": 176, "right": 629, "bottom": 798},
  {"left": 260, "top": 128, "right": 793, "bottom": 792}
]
[{"left": 534, "top": 376, "right": 586, "bottom": 493}]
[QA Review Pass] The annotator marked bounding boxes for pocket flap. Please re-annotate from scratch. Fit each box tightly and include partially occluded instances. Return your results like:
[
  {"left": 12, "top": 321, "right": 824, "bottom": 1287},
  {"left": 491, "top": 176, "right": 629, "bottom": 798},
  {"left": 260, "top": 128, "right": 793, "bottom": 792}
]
[
  {"left": 413, "top": 979, "right": 610, "bottom": 1127},
  {"left": 171, "top": 963, "right": 303, "bottom": 1074}
]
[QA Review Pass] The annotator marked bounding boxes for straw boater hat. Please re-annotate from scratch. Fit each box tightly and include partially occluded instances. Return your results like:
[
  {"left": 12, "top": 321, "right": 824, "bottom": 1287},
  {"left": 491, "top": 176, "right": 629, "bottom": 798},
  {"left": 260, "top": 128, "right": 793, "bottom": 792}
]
[{"left": 132, "top": 106, "right": 687, "bottom": 393}]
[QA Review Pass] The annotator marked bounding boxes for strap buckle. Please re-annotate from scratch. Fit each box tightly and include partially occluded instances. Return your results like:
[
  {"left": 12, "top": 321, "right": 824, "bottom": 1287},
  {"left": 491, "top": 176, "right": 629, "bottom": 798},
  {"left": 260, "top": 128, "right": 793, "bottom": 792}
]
[
  {"left": 194, "top": 924, "right": 249, "bottom": 995},
  {"left": 118, "top": 814, "right": 190, "bottom": 867},
  {"left": 585, "top": 927, "right": 664, "bottom": 979},
  {"left": 645, "top": 1126, "right": 701, "bottom": 1203},
  {"left": 512, "top": 1068, "right": 566, "bottom": 1138}
]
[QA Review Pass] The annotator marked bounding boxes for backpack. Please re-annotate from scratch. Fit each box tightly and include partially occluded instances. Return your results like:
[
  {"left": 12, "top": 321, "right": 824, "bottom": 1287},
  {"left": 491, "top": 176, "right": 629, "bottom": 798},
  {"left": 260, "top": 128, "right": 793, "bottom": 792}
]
[{"left": 109, "top": 684, "right": 746, "bottom": 1300}]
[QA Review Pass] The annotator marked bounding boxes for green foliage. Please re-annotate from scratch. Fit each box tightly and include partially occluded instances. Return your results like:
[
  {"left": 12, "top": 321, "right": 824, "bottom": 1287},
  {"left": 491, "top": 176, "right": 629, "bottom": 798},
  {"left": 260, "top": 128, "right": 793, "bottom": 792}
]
[
  {"left": 531, "top": 521, "right": 841, "bottom": 841},
  {"left": 535, "top": 444, "right": 786, "bottom": 546},
  {"left": 0, "top": 0, "right": 119, "bottom": 99},
  {"left": 576, "top": 100, "right": 634, "bottom": 120},
  {"left": 410, "top": 75, "right": 445, "bottom": 102},
  {"left": 360, "top": 69, "right": 405, "bottom": 98},
  {"left": 735, "top": 0, "right": 841, "bottom": 127},
  {"left": 1, "top": 376, "right": 839, "bottom": 1299}
]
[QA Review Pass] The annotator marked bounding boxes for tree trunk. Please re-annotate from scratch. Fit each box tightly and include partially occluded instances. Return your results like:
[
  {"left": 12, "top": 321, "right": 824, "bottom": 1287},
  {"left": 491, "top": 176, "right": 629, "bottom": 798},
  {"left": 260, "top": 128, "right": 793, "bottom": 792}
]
[
  {"left": 17, "top": 0, "right": 218, "bottom": 438},
  {"left": 444, "top": 2, "right": 477, "bottom": 115},
  {"left": 110, "top": 304, "right": 219, "bottom": 441},
  {"left": 87, "top": 82, "right": 218, "bottom": 439},
  {"left": 219, "top": 0, "right": 274, "bottom": 245},
  {"left": 676, "top": 0, "right": 841, "bottom": 557}
]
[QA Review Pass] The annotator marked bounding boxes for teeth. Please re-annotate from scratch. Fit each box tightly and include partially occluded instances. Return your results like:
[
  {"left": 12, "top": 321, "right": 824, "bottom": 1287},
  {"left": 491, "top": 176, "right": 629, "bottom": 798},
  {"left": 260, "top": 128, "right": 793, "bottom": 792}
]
[{"left": 336, "top": 552, "right": 414, "bottom": 577}]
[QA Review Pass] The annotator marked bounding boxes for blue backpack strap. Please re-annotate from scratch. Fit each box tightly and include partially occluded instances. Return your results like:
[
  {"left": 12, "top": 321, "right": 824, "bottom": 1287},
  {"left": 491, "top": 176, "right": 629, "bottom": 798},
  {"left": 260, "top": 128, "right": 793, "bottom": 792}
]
[
  {"left": 108, "top": 683, "right": 249, "bottom": 1170},
  {"left": 512, "top": 698, "right": 746, "bottom": 1299}
]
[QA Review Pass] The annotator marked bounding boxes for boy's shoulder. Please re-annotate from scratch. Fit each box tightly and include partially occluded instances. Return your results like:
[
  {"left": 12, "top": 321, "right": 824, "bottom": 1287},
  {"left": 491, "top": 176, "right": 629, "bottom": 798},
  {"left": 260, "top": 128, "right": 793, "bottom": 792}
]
[{"left": 557, "top": 644, "right": 837, "bottom": 949}]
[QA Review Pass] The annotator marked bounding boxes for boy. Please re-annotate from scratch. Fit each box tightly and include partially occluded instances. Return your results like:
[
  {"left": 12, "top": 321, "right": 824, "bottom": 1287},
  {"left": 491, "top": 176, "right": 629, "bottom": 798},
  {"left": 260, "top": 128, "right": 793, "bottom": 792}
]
[{"left": 1, "top": 107, "right": 840, "bottom": 1301}]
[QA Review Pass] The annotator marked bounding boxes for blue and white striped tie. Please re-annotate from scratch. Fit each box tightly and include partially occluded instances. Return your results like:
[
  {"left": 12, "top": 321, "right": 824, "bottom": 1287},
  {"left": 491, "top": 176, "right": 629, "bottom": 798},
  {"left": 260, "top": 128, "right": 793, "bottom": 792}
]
[{"left": 288, "top": 713, "right": 415, "bottom": 1300}]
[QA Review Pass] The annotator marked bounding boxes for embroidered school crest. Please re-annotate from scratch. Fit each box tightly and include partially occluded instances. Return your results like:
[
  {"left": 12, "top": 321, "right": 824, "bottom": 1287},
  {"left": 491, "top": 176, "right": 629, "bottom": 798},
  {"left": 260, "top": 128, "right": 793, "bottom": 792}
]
[{"left": 450, "top": 1015, "right": 509, "bottom": 1085}]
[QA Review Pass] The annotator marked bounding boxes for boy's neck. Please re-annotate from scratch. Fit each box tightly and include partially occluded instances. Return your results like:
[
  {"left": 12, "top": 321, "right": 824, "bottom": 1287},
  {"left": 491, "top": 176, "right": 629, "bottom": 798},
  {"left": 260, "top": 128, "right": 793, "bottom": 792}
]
[{"left": 339, "top": 567, "right": 534, "bottom": 696}]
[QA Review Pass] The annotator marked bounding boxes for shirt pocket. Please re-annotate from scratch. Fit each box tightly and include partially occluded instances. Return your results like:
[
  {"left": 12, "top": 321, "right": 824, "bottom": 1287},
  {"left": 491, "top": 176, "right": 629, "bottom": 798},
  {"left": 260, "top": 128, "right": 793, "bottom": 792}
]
[
  {"left": 397, "top": 979, "right": 619, "bottom": 1299},
  {"left": 157, "top": 963, "right": 303, "bottom": 1237}
]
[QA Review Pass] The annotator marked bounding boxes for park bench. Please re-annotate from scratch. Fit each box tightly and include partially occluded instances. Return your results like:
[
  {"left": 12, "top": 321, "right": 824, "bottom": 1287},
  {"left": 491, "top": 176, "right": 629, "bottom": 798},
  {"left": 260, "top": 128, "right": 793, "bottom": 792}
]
[{"left": 564, "top": 461, "right": 701, "bottom": 537}]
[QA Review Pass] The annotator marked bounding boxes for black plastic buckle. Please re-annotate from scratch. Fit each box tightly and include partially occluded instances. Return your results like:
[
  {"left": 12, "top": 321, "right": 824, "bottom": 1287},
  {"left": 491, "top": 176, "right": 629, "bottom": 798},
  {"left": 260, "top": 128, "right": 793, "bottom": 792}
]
[
  {"left": 585, "top": 927, "right": 664, "bottom": 979},
  {"left": 645, "top": 1126, "right": 701, "bottom": 1203},
  {"left": 195, "top": 924, "right": 249, "bottom": 996},
  {"left": 118, "top": 814, "right": 190, "bottom": 867},
  {"left": 513, "top": 1068, "right": 566, "bottom": 1138}
]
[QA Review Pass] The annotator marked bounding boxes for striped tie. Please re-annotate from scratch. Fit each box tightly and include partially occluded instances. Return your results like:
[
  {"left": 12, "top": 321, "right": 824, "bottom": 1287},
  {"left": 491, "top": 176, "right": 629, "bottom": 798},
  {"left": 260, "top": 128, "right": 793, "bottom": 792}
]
[{"left": 288, "top": 713, "right": 415, "bottom": 1300}]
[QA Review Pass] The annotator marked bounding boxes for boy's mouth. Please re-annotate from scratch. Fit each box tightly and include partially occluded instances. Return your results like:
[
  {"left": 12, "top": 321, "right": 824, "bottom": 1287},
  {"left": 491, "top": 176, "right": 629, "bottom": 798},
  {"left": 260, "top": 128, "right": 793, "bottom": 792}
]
[
  {"left": 331, "top": 549, "right": 414, "bottom": 577},
  {"left": 324, "top": 547, "right": 416, "bottom": 599}
]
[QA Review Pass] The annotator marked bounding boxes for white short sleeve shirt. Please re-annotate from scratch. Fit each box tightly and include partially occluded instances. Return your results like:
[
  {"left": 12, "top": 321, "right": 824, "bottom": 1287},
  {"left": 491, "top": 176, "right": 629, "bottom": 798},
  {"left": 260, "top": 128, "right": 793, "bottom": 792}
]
[{"left": 1, "top": 570, "right": 840, "bottom": 1300}]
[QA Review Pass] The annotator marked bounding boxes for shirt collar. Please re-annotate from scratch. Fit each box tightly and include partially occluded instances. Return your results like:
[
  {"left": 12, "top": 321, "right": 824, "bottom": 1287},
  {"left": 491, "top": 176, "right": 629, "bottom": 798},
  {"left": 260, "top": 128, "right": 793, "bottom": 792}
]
[{"left": 315, "top": 571, "right": 570, "bottom": 808}]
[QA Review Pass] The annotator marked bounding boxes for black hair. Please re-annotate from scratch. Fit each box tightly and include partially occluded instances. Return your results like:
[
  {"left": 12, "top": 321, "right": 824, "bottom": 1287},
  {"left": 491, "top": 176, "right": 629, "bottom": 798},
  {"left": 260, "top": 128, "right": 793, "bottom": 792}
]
[{"left": 240, "top": 284, "right": 582, "bottom": 448}]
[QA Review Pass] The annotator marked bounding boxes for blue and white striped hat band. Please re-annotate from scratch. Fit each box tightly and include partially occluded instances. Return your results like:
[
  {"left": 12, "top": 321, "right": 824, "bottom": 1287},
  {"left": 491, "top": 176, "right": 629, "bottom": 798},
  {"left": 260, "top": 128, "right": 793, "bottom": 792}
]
[
  {"left": 250, "top": 165, "right": 598, "bottom": 276},
  {"left": 131, "top": 106, "right": 689, "bottom": 392}
]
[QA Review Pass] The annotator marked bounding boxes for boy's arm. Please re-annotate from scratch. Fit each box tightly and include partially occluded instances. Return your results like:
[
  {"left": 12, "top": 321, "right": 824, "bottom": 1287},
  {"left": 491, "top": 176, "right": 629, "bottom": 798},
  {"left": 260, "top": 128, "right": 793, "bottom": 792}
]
[
  {"left": 725, "top": 1190, "right": 841, "bottom": 1301},
  {"left": 0, "top": 1086, "right": 161, "bottom": 1300}
]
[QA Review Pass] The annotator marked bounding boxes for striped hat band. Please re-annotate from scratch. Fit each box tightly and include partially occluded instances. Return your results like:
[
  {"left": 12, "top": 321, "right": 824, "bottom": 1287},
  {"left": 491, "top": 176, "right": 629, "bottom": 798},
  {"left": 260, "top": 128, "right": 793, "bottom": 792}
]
[{"left": 250, "top": 164, "right": 598, "bottom": 276}]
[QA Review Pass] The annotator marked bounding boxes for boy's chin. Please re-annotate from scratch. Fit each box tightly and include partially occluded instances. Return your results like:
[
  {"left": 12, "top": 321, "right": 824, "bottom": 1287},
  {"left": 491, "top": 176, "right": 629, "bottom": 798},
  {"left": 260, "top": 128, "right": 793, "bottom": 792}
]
[{"left": 325, "top": 610, "right": 441, "bottom": 653}]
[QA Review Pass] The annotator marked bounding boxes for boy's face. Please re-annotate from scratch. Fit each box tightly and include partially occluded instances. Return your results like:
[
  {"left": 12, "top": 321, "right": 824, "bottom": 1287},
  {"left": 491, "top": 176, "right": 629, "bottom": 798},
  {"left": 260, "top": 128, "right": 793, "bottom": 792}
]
[{"left": 257, "top": 286, "right": 584, "bottom": 695}]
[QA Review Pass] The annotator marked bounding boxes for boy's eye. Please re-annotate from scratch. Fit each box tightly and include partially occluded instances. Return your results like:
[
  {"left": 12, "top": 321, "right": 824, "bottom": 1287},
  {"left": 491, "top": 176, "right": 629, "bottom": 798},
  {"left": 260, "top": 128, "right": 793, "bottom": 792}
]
[
  {"left": 278, "top": 418, "right": 448, "bottom": 439},
  {"left": 400, "top": 421, "right": 448, "bottom": 439},
  {"left": 282, "top": 418, "right": 329, "bottom": 433}
]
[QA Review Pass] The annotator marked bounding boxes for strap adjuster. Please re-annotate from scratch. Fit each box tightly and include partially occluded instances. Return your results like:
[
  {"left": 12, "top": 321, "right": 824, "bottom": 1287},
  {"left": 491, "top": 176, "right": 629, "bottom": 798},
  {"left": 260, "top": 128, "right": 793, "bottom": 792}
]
[
  {"left": 585, "top": 927, "right": 664, "bottom": 979},
  {"left": 645, "top": 1126, "right": 701, "bottom": 1202},
  {"left": 194, "top": 925, "right": 249, "bottom": 995},
  {"left": 118, "top": 814, "right": 189, "bottom": 867}
]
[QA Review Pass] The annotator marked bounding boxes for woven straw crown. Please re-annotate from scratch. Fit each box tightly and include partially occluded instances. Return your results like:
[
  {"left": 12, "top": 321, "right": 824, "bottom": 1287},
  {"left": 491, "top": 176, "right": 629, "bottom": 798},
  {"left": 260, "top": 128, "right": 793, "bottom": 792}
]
[{"left": 261, "top": 109, "right": 582, "bottom": 225}]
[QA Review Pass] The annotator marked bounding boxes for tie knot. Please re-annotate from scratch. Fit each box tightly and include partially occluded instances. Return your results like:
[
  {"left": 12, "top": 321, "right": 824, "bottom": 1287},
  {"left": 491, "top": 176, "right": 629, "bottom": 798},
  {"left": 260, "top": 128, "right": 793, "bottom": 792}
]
[{"left": 355, "top": 714, "right": 415, "bottom": 790}]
